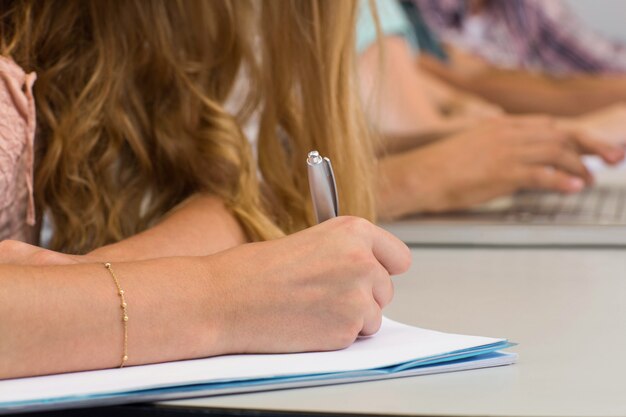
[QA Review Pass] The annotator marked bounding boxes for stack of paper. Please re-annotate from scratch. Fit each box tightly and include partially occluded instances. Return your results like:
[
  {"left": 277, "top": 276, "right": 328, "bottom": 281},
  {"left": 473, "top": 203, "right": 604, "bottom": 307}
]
[{"left": 0, "top": 318, "right": 516, "bottom": 414}]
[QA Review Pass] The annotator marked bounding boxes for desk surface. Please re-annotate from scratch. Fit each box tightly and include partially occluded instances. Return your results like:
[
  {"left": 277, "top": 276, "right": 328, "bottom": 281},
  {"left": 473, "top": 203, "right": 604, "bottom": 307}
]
[{"left": 162, "top": 247, "right": 626, "bottom": 417}]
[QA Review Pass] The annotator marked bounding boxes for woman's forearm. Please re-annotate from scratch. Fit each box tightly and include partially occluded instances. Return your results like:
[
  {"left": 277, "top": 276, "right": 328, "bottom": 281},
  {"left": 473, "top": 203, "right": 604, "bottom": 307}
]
[
  {"left": 419, "top": 48, "right": 626, "bottom": 116},
  {"left": 381, "top": 118, "right": 470, "bottom": 154},
  {"left": 0, "top": 218, "right": 411, "bottom": 380},
  {"left": 0, "top": 257, "right": 221, "bottom": 379},
  {"left": 358, "top": 37, "right": 490, "bottom": 155},
  {"left": 88, "top": 194, "right": 247, "bottom": 261}
]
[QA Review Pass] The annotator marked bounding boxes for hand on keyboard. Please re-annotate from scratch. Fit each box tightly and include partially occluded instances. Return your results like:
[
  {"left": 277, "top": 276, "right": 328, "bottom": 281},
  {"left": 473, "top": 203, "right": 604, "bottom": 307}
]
[{"left": 378, "top": 116, "right": 626, "bottom": 217}]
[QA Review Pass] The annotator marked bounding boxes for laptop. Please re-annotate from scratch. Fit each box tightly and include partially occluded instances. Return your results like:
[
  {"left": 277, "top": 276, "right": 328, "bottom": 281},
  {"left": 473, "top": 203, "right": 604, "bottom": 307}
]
[{"left": 382, "top": 157, "right": 626, "bottom": 246}]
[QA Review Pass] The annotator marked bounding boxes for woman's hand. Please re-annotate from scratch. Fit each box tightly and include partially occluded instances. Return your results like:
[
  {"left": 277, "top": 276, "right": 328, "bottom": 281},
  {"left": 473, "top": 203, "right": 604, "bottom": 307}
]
[
  {"left": 0, "top": 240, "right": 85, "bottom": 265},
  {"left": 0, "top": 217, "right": 410, "bottom": 378},
  {"left": 0, "top": 216, "right": 410, "bottom": 357},
  {"left": 378, "top": 117, "right": 625, "bottom": 218},
  {"left": 204, "top": 216, "right": 411, "bottom": 354}
]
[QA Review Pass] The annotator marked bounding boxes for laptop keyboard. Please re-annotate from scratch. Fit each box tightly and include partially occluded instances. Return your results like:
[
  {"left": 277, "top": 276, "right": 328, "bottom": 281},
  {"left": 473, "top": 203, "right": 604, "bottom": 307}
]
[{"left": 506, "top": 187, "right": 626, "bottom": 225}]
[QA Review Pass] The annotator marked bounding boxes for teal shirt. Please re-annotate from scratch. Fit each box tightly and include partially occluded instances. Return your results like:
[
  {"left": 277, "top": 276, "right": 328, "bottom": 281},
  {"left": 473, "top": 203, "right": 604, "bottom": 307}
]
[{"left": 356, "top": 0, "right": 419, "bottom": 53}]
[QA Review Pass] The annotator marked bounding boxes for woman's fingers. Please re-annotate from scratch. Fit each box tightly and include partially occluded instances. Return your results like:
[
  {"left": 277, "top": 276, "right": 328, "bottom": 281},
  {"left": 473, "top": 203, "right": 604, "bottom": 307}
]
[
  {"left": 521, "top": 142, "right": 592, "bottom": 184},
  {"left": 0, "top": 240, "right": 81, "bottom": 266},
  {"left": 515, "top": 166, "right": 585, "bottom": 193},
  {"left": 371, "top": 261, "right": 395, "bottom": 309},
  {"left": 328, "top": 216, "right": 411, "bottom": 276},
  {"left": 367, "top": 223, "right": 412, "bottom": 276},
  {"left": 360, "top": 301, "right": 383, "bottom": 336},
  {"left": 571, "top": 131, "right": 626, "bottom": 164}
]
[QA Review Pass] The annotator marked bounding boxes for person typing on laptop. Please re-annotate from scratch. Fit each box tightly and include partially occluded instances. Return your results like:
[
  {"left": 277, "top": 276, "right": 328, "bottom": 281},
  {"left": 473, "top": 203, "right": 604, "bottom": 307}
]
[{"left": 356, "top": 0, "right": 626, "bottom": 220}]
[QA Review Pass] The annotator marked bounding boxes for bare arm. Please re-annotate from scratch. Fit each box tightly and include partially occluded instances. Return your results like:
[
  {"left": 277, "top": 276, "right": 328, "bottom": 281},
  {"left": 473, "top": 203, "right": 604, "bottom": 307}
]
[
  {"left": 0, "top": 217, "right": 411, "bottom": 379},
  {"left": 0, "top": 196, "right": 251, "bottom": 378},
  {"left": 420, "top": 47, "right": 626, "bottom": 117},
  {"left": 358, "top": 36, "right": 443, "bottom": 140},
  {"left": 358, "top": 36, "right": 500, "bottom": 154},
  {"left": 87, "top": 194, "right": 247, "bottom": 262},
  {"left": 0, "top": 256, "right": 221, "bottom": 378}
]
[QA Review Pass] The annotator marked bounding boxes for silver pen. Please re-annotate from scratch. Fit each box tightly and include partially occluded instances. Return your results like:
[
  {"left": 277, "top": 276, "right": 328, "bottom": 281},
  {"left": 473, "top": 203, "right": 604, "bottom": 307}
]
[{"left": 307, "top": 150, "right": 339, "bottom": 223}]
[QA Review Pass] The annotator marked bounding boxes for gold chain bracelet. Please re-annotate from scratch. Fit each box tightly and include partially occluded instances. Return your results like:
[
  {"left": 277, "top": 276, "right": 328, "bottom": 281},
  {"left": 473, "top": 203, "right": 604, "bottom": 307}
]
[{"left": 104, "top": 262, "right": 129, "bottom": 368}]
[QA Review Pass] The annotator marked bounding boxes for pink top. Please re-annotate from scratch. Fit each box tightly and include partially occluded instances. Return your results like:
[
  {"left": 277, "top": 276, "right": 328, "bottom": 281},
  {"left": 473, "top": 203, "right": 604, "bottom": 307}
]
[{"left": 0, "top": 55, "right": 37, "bottom": 243}]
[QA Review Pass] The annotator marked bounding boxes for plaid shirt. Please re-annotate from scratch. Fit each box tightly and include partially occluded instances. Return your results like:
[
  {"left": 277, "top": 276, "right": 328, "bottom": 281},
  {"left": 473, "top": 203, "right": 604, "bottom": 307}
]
[{"left": 415, "top": 0, "right": 626, "bottom": 75}]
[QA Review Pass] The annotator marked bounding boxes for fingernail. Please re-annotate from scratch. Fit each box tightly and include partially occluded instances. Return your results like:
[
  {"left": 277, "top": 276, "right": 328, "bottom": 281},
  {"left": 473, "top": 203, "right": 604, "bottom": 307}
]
[
  {"left": 568, "top": 178, "right": 585, "bottom": 192},
  {"left": 612, "top": 149, "right": 625, "bottom": 161}
]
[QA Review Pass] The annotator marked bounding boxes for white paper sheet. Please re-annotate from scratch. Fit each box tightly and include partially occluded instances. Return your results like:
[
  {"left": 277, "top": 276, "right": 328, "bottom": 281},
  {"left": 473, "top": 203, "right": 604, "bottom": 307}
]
[{"left": 0, "top": 318, "right": 513, "bottom": 411}]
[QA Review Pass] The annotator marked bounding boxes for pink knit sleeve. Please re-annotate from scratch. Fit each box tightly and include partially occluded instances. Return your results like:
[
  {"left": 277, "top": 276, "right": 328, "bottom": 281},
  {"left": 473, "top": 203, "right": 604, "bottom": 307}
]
[{"left": 0, "top": 55, "right": 37, "bottom": 241}]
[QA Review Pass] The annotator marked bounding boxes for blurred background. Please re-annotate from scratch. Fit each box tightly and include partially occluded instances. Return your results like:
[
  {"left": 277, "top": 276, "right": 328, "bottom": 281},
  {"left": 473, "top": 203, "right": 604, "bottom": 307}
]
[{"left": 567, "top": 0, "right": 626, "bottom": 42}]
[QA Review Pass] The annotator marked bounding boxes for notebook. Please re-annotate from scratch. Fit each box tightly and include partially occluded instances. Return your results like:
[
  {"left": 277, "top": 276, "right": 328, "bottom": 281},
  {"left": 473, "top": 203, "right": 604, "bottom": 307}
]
[{"left": 0, "top": 318, "right": 516, "bottom": 415}]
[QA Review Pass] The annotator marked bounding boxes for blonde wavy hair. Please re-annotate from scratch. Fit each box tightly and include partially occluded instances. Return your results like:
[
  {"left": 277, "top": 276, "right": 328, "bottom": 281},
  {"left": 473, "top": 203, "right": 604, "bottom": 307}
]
[{"left": 0, "top": 0, "right": 376, "bottom": 254}]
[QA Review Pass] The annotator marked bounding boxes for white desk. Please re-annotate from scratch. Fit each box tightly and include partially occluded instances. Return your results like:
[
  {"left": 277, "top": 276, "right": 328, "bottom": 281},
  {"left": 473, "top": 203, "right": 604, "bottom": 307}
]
[{"left": 161, "top": 247, "right": 626, "bottom": 416}]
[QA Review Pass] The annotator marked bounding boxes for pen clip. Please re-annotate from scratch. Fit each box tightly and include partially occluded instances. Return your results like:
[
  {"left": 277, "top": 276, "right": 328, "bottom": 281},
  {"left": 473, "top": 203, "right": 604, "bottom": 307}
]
[{"left": 323, "top": 157, "right": 339, "bottom": 216}]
